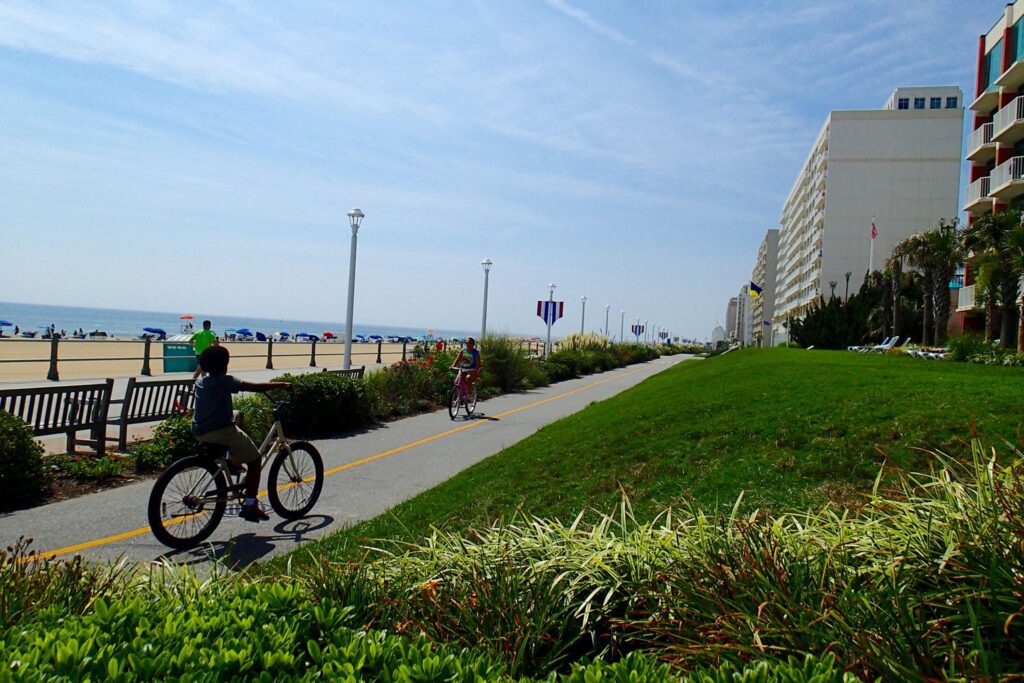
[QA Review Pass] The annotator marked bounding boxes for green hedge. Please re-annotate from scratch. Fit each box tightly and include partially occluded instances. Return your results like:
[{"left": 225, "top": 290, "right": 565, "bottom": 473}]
[
  {"left": 0, "top": 410, "right": 47, "bottom": 510},
  {"left": 268, "top": 372, "right": 375, "bottom": 436}
]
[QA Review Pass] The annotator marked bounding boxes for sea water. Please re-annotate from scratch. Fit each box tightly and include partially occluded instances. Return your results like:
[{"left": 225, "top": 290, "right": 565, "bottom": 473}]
[{"left": 0, "top": 301, "right": 476, "bottom": 340}]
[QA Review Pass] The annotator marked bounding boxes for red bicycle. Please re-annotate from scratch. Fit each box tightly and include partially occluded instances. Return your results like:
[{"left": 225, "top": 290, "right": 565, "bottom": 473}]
[{"left": 448, "top": 368, "right": 478, "bottom": 420}]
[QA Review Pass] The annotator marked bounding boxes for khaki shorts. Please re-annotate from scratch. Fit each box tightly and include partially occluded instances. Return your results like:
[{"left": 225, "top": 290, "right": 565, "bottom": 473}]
[{"left": 195, "top": 418, "right": 262, "bottom": 464}]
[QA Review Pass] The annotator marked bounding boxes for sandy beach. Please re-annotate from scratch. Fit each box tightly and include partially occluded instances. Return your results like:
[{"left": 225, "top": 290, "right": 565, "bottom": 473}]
[{"left": 0, "top": 338, "right": 414, "bottom": 383}]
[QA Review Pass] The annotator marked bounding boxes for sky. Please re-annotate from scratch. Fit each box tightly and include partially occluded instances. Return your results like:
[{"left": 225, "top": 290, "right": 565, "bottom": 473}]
[{"left": 0, "top": 1, "right": 1006, "bottom": 340}]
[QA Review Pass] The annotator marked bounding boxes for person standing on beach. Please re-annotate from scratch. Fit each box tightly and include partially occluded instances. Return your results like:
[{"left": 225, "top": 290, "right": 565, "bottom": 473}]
[{"left": 191, "top": 320, "right": 217, "bottom": 378}]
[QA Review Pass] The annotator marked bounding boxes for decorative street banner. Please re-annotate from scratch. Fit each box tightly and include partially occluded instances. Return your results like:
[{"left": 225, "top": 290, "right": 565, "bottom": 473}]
[
  {"left": 537, "top": 300, "right": 565, "bottom": 325},
  {"left": 630, "top": 324, "right": 645, "bottom": 336},
  {"left": 659, "top": 332, "right": 668, "bottom": 340}
]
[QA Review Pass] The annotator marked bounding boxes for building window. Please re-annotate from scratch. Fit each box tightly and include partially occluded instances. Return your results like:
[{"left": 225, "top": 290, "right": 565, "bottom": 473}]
[
  {"left": 914, "top": 98, "right": 926, "bottom": 109},
  {"left": 930, "top": 97, "right": 942, "bottom": 109},
  {"left": 897, "top": 98, "right": 909, "bottom": 110},
  {"left": 946, "top": 96, "right": 958, "bottom": 108}
]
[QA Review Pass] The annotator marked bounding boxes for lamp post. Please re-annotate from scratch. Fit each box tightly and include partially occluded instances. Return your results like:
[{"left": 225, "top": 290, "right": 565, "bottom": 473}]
[
  {"left": 620, "top": 311, "right": 625, "bottom": 342},
  {"left": 604, "top": 305, "right": 610, "bottom": 337},
  {"left": 480, "top": 258, "right": 493, "bottom": 341},
  {"left": 844, "top": 271, "right": 851, "bottom": 302},
  {"left": 343, "top": 208, "right": 365, "bottom": 370},
  {"left": 829, "top": 280, "right": 837, "bottom": 299},
  {"left": 580, "top": 295, "right": 587, "bottom": 335},
  {"left": 545, "top": 283, "right": 556, "bottom": 358}
]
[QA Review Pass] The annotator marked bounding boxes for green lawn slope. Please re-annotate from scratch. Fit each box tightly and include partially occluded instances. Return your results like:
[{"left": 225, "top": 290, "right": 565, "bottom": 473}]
[{"left": 272, "top": 349, "right": 1024, "bottom": 567}]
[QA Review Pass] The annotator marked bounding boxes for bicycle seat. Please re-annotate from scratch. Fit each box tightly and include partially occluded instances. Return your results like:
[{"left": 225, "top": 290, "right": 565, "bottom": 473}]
[{"left": 199, "top": 442, "right": 230, "bottom": 460}]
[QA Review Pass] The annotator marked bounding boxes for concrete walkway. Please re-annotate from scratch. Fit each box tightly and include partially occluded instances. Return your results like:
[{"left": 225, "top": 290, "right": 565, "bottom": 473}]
[{"left": 0, "top": 356, "right": 688, "bottom": 569}]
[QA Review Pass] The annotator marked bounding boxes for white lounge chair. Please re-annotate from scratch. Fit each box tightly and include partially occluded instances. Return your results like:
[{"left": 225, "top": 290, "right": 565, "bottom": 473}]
[{"left": 848, "top": 336, "right": 890, "bottom": 353}]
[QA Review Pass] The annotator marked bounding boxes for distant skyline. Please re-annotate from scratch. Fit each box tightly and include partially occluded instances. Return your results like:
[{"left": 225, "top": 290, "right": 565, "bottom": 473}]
[{"left": 0, "top": 1, "right": 1003, "bottom": 339}]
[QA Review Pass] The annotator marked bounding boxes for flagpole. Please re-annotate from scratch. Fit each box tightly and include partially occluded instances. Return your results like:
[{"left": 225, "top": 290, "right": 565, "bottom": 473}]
[{"left": 869, "top": 215, "right": 875, "bottom": 273}]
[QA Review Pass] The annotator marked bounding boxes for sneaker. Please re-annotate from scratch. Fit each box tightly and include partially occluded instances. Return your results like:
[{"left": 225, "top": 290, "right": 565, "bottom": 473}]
[{"left": 239, "top": 503, "right": 270, "bottom": 523}]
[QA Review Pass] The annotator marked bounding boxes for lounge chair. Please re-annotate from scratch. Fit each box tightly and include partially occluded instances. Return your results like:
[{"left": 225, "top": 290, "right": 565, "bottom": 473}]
[
  {"left": 848, "top": 336, "right": 890, "bottom": 352},
  {"left": 867, "top": 336, "right": 900, "bottom": 353}
]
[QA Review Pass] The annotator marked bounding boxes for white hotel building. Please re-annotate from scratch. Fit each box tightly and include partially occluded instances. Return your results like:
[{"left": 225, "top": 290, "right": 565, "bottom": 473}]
[{"left": 772, "top": 87, "right": 963, "bottom": 343}]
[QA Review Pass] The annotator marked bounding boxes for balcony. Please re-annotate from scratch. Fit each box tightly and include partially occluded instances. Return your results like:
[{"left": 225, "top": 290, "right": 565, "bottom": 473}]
[
  {"left": 993, "top": 96, "right": 1024, "bottom": 145},
  {"left": 963, "top": 176, "right": 993, "bottom": 214},
  {"left": 996, "top": 56, "right": 1024, "bottom": 90},
  {"left": 966, "top": 123, "right": 997, "bottom": 163},
  {"left": 990, "top": 156, "right": 1024, "bottom": 200},
  {"left": 957, "top": 284, "right": 981, "bottom": 312},
  {"left": 970, "top": 86, "right": 1000, "bottom": 114}
]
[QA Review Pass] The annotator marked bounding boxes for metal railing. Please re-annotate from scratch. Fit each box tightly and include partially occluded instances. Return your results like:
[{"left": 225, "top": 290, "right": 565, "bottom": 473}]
[
  {"left": 965, "top": 176, "right": 991, "bottom": 207},
  {"left": 991, "top": 156, "right": 1024, "bottom": 192},
  {"left": 967, "top": 122, "right": 994, "bottom": 155},
  {"left": 957, "top": 284, "right": 977, "bottom": 310},
  {"left": 994, "top": 95, "right": 1024, "bottom": 137}
]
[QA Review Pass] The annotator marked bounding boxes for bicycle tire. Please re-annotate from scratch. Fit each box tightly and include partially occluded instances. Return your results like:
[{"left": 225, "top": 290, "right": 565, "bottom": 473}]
[
  {"left": 466, "top": 385, "right": 478, "bottom": 415},
  {"left": 448, "top": 385, "right": 462, "bottom": 420},
  {"left": 148, "top": 456, "right": 227, "bottom": 549},
  {"left": 267, "top": 441, "right": 324, "bottom": 519}
]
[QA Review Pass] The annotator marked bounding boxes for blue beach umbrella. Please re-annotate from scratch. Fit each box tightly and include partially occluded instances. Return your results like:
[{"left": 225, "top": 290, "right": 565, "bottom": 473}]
[
  {"left": 143, "top": 327, "right": 166, "bottom": 335},
  {"left": 236, "top": 328, "right": 253, "bottom": 336},
  {"left": 0, "top": 321, "right": 12, "bottom": 327}
]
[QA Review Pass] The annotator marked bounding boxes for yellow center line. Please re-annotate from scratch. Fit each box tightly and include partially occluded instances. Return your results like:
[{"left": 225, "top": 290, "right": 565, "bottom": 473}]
[{"left": 31, "top": 364, "right": 654, "bottom": 560}]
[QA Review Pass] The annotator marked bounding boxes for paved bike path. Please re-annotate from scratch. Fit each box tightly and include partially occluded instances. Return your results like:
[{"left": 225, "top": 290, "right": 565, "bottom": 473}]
[{"left": 0, "top": 356, "right": 688, "bottom": 568}]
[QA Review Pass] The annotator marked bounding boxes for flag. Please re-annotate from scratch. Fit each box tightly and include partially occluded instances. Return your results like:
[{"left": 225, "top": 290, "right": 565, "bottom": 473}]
[
  {"left": 762, "top": 319, "right": 771, "bottom": 326},
  {"left": 748, "top": 281, "right": 763, "bottom": 299},
  {"left": 870, "top": 217, "right": 878, "bottom": 240}
]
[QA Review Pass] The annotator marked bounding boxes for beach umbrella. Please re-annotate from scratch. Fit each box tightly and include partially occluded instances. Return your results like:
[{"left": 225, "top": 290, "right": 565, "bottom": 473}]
[
  {"left": 323, "top": 331, "right": 336, "bottom": 339},
  {"left": 368, "top": 334, "right": 383, "bottom": 341},
  {"left": 179, "top": 315, "right": 194, "bottom": 320},
  {"left": 236, "top": 328, "right": 252, "bottom": 336},
  {"left": 0, "top": 321, "right": 12, "bottom": 327},
  {"left": 143, "top": 327, "right": 166, "bottom": 335}
]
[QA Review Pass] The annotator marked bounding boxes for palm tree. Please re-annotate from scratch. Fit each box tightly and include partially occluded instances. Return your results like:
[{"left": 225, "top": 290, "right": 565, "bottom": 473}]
[
  {"left": 923, "top": 218, "right": 963, "bottom": 344},
  {"left": 893, "top": 233, "right": 934, "bottom": 346},
  {"left": 964, "top": 209, "right": 1022, "bottom": 348},
  {"left": 1004, "top": 223, "right": 1024, "bottom": 353}
]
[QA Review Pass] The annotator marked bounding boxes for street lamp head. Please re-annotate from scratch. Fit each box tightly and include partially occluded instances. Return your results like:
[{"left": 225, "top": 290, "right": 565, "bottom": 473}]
[
  {"left": 347, "top": 208, "right": 365, "bottom": 231},
  {"left": 605, "top": 305, "right": 610, "bottom": 311},
  {"left": 548, "top": 282, "right": 556, "bottom": 291},
  {"left": 482, "top": 258, "right": 493, "bottom": 272},
  {"left": 581, "top": 295, "right": 587, "bottom": 303}
]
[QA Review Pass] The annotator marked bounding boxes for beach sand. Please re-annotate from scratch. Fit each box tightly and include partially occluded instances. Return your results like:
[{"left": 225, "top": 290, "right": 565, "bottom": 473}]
[{"left": 0, "top": 338, "right": 414, "bottom": 383}]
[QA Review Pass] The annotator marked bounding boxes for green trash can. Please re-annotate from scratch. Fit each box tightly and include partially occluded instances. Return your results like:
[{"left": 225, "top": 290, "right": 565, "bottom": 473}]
[{"left": 163, "top": 342, "right": 198, "bottom": 373}]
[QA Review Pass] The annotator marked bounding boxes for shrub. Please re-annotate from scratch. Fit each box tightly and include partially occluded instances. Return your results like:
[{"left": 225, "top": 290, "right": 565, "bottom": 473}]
[
  {"left": 480, "top": 334, "right": 533, "bottom": 392},
  {"left": 234, "top": 394, "right": 274, "bottom": 439},
  {"left": 129, "top": 411, "right": 201, "bottom": 472},
  {"left": 269, "top": 372, "right": 374, "bottom": 436},
  {"left": 50, "top": 453, "right": 129, "bottom": 481},
  {"left": 536, "top": 360, "right": 572, "bottom": 383},
  {"left": 948, "top": 333, "right": 992, "bottom": 362},
  {"left": 0, "top": 410, "right": 48, "bottom": 509},
  {"left": 365, "top": 360, "right": 445, "bottom": 418}
]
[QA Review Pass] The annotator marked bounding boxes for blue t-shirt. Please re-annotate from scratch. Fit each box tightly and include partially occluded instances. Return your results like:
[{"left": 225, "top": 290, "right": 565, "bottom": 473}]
[
  {"left": 192, "top": 374, "right": 243, "bottom": 435},
  {"left": 459, "top": 348, "right": 480, "bottom": 369}
]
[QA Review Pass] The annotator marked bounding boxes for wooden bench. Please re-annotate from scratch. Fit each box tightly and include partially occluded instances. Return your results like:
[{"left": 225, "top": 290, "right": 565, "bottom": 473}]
[
  {"left": 0, "top": 379, "right": 115, "bottom": 454},
  {"left": 111, "top": 377, "right": 196, "bottom": 451},
  {"left": 322, "top": 366, "right": 365, "bottom": 379}
]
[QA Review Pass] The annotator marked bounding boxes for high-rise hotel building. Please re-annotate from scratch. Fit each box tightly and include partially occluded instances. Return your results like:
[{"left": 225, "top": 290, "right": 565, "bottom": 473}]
[
  {"left": 750, "top": 229, "right": 779, "bottom": 347},
  {"left": 772, "top": 87, "right": 963, "bottom": 343},
  {"left": 960, "top": 0, "right": 1024, "bottom": 326}
]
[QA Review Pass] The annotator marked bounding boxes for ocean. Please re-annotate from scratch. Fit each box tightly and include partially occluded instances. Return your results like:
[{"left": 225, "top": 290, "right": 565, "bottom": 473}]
[{"left": 0, "top": 301, "right": 477, "bottom": 340}]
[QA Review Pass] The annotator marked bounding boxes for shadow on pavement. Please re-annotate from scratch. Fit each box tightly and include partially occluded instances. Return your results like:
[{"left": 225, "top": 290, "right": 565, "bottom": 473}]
[{"left": 158, "top": 514, "right": 334, "bottom": 569}]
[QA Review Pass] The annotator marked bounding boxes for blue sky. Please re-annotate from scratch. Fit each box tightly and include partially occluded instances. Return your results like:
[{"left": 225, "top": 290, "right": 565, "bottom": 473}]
[{"left": 0, "top": 1, "right": 1003, "bottom": 339}]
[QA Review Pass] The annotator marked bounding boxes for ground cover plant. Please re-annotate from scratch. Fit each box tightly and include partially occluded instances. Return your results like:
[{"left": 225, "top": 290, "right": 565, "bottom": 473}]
[
  {"left": 271, "top": 348, "right": 1024, "bottom": 567},
  {"left": 288, "top": 441, "right": 1023, "bottom": 680}
]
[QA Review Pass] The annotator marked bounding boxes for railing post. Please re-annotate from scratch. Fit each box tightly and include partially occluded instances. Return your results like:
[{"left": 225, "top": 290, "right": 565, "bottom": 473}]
[
  {"left": 310, "top": 339, "right": 317, "bottom": 367},
  {"left": 402, "top": 341, "right": 407, "bottom": 361},
  {"left": 376, "top": 339, "right": 382, "bottom": 364},
  {"left": 141, "top": 337, "right": 152, "bottom": 376},
  {"left": 266, "top": 339, "right": 274, "bottom": 370},
  {"left": 46, "top": 337, "right": 60, "bottom": 381}
]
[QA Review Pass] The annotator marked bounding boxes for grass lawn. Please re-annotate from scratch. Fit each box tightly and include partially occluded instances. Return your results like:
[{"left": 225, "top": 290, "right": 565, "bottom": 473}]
[{"left": 269, "top": 349, "right": 1024, "bottom": 568}]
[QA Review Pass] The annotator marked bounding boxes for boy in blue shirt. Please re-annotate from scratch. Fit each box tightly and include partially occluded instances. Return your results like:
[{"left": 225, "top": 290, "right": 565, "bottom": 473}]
[{"left": 193, "top": 345, "right": 290, "bottom": 522}]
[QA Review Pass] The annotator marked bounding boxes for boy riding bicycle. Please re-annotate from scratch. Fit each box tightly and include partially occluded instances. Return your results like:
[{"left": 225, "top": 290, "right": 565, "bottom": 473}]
[
  {"left": 450, "top": 337, "right": 482, "bottom": 396},
  {"left": 192, "top": 345, "right": 290, "bottom": 522}
]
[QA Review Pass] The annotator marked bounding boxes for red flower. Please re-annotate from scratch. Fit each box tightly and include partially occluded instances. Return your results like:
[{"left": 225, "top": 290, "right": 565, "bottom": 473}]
[
  {"left": 426, "top": 356, "right": 434, "bottom": 363},
  {"left": 435, "top": 341, "right": 444, "bottom": 350}
]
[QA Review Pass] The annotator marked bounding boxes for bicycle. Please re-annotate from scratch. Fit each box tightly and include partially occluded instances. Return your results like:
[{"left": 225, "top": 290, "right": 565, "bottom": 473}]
[
  {"left": 147, "top": 401, "right": 324, "bottom": 549},
  {"left": 448, "top": 368, "right": 478, "bottom": 420}
]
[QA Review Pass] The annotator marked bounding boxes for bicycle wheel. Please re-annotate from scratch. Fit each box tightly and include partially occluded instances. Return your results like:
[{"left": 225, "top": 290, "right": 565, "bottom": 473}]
[
  {"left": 448, "top": 385, "right": 462, "bottom": 420},
  {"left": 148, "top": 456, "right": 227, "bottom": 549},
  {"left": 267, "top": 441, "right": 324, "bottom": 519},
  {"left": 466, "top": 385, "right": 478, "bottom": 415}
]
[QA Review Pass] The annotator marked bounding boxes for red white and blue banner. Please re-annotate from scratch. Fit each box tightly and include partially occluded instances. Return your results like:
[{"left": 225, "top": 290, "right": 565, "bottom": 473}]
[
  {"left": 537, "top": 300, "right": 564, "bottom": 325},
  {"left": 659, "top": 332, "right": 668, "bottom": 340},
  {"left": 630, "top": 324, "right": 645, "bottom": 336}
]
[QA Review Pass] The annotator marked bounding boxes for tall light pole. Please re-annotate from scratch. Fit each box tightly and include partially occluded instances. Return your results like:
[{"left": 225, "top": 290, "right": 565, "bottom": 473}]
[
  {"left": 604, "top": 305, "right": 610, "bottom": 337},
  {"left": 580, "top": 295, "right": 587, "bottom": 335},
  {"left": 645, "top": 320, "right": 649, "bottom": 345},
  {"left": 343, "top": 208, "right": 365, "bottom": 370},
  {"left": 480, "top": 258, "right": 493, "bottom": 341},
  {"left": 620, "top": 311, "right": 625, "bottom": 342},
  {"left": 545, "top": 283, "right": 556, "bottom": 358}
]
